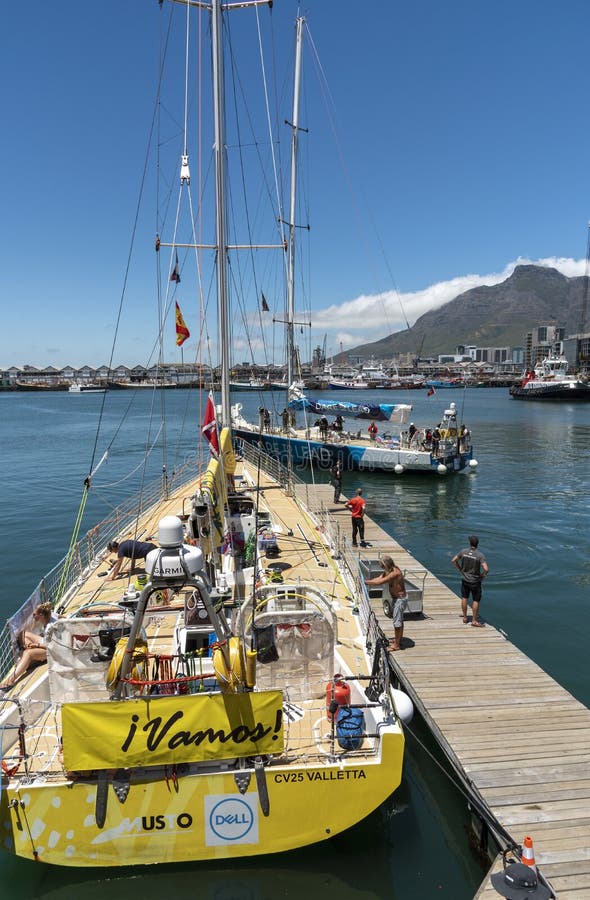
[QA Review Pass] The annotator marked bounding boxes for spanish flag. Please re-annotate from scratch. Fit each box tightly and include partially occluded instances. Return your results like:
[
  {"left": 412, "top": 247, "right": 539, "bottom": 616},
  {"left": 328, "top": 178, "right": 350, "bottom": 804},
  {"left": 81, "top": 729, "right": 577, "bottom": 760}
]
[{"left": 175, "top": 301, "right": 190, "bottom": 346}]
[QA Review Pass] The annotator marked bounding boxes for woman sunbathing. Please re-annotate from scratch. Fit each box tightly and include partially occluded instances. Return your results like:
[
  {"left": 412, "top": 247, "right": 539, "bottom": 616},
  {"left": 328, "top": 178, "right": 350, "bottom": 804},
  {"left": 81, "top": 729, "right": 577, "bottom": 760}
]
[{"left": 1, "top": 602, "right": 56, "bottom": 689}]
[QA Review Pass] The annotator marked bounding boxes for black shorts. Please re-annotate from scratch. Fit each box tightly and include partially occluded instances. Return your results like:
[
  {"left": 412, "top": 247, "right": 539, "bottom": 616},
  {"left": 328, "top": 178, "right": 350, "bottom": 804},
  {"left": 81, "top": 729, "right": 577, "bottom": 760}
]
[{"left": 461, "top": 580, "right": 482, "bottom": 602}]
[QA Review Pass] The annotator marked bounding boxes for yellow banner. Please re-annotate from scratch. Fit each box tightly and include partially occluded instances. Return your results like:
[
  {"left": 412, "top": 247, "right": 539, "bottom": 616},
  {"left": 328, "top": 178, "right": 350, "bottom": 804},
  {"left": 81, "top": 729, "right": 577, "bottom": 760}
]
[
  {"left": 219, "top": 427, "right": 236, "bottom": 475},
  {"left": 62, "top": 691, "right": 284, "bottom": 771},
  {"left": 200, "top": 458, "right": 224, "bottom": 550}
]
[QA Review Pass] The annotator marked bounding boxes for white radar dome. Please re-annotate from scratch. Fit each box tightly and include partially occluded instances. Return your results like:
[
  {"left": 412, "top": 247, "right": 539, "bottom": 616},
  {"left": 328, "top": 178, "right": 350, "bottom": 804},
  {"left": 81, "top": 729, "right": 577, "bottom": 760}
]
[{"left": 158, "top": 515, "right": 184, "bottom": 548}]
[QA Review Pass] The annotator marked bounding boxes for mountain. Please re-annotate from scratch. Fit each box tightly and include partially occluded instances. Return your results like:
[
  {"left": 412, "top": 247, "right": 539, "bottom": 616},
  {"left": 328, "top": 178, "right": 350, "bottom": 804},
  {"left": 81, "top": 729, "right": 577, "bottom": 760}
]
[{"left": 337, "top": 265, "right": 589, "bottom": 361}]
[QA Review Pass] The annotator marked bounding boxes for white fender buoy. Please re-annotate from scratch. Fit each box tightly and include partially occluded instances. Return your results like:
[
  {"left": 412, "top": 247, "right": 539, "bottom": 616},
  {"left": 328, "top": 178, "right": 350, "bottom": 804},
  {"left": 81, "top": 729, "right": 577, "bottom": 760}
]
[
  {"left": 394, "top": 464, "right": 404, "bottom": 475},
  {"left": 469, "top": 458, "right": 478, "bottom": 470},
  {"left": 392, "top": 688, "right": 414, "bottom": 724},
  {"left": 437, "top": 463, "right": 448, "bottom": 475}
]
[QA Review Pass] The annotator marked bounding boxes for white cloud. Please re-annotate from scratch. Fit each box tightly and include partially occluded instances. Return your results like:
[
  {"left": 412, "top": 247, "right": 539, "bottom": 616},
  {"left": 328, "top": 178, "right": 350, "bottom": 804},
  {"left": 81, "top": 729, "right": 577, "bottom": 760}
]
[{"left": 314, "top": 257, "right": 586, "bottom": 349}]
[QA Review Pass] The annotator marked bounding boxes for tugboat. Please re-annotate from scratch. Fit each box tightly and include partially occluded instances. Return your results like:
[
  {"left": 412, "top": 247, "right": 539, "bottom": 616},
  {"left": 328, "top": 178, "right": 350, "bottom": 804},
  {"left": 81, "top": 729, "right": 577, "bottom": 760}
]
[{"left": 509, "top": 356, "right": 590, "bottom": 400}]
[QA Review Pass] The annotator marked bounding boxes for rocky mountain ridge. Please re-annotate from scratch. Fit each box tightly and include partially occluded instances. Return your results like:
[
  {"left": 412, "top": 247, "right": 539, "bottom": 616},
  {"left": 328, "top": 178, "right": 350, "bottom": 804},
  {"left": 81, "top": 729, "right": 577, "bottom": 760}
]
[{"left": 337, "top": 265, "right": 589, "bottom": 360}]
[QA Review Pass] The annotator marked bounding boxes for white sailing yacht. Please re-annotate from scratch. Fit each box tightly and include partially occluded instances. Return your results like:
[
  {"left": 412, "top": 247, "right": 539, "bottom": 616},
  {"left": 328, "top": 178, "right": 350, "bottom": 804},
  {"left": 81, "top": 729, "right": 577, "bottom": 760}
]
[{"left": 0, "top": 2, "right": 408, "bottom": 867}]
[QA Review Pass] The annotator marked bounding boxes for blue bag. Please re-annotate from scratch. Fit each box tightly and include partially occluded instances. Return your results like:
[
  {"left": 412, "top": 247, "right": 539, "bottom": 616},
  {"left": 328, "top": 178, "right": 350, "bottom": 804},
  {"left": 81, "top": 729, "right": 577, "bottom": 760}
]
[{"left": 336, "top": 706, "right": 365, "bottom": 751}]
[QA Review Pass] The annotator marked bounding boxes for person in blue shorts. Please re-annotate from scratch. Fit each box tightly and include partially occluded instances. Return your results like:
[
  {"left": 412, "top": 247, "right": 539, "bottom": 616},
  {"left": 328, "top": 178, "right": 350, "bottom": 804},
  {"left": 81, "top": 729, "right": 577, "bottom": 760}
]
[
  {"left": 107, "top": 539, "right": 157, "bottom": 580},
  {"left": 452, "top": 534, "right": 489, "bottom": 627}
]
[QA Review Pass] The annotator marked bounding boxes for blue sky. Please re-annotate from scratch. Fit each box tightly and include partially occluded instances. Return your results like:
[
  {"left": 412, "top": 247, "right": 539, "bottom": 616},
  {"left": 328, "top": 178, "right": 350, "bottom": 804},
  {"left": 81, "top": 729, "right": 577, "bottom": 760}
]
[{"left": 2, "top": 0, "right": 590, "bottom": 369}]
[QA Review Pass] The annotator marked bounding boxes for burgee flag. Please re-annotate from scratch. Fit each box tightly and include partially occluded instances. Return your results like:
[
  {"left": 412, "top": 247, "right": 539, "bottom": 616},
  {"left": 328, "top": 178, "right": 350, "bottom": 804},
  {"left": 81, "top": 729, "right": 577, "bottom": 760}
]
[
  {"left": 175, "top": 301, "right": 190, "bottom": 346},
  {"left": 261, "top": 292, "right": 269, "bottom": 312},
  {"left": 201, "top": 392, "right": 219, "bottom": 458},
  {"left": 170, "top": 251, "right": 181, "bottom": 283}
]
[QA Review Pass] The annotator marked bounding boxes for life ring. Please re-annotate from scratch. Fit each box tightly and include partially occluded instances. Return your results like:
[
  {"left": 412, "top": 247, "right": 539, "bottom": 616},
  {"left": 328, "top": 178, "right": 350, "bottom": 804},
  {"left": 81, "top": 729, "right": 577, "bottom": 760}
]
[
  {"left": 211, "top": 637, "right": 246, "bottom": 693},
  {"left": 106, "top": 637, "right": 148, "bottom": 691}
]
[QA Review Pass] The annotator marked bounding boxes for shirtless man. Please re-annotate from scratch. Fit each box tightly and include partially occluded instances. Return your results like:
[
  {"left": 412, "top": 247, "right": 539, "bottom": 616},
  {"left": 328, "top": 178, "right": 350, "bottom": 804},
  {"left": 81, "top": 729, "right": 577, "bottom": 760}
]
[{"left": 365, "top": 555, "right": 408, "bottom": 651}]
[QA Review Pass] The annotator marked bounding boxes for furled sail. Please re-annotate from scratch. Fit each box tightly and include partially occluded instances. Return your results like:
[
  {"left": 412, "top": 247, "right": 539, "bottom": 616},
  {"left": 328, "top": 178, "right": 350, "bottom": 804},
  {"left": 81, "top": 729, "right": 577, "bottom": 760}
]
[{"left": 288, "top": 396, "right": 412, "bottom": 423}]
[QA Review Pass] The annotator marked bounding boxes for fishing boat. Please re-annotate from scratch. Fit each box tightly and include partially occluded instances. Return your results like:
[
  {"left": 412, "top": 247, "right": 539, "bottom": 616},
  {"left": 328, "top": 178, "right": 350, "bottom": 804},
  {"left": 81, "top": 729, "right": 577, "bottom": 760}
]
[
  {"left": 0, "top": 3, "right": 409, "bottom": 868},
  {"left": 509, "top": 355, "right": 590, "bottom": 400}
]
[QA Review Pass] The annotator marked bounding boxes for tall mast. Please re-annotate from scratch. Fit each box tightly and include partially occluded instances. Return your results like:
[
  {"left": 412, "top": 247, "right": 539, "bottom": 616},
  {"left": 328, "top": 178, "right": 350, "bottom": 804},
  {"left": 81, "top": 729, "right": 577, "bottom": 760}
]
[
  {"left": 286, "top": 17, "right": 305, "bottom": 390},
  {"left": 211, "top": 0, "right": 231, "bottom": 427}
]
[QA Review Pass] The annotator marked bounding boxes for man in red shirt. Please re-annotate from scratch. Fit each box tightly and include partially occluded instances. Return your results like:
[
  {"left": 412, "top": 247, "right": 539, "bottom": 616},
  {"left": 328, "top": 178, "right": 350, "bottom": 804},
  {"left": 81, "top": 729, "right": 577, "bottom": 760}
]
[{"left": 345, "top": 488, "right": 366, "bottom": 547}]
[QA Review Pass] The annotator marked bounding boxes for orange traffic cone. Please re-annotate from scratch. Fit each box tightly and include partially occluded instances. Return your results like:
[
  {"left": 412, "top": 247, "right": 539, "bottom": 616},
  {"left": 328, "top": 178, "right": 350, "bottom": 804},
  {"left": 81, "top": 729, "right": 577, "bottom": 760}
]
[{"left": 521, "top": 835, "right": 537, "bottom": 872}]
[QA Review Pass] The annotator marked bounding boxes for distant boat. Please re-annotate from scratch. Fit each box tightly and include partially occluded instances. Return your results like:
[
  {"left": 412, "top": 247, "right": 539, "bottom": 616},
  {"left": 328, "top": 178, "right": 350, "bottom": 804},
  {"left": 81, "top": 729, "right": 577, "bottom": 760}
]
[
  {"left": 106, "top": 380, "right": 177, "bottom": 390},
  {"left": 509, "top": 356, "right": 590, "bottom": 400},
  {"left": 68, "top": 383, "right": 107, "bottom": 394},
  {"left": 425, "top": 378, "right": 465, "bottom": 389},
  {"left": 229, "top": 378, "right": 269, "bottom": 391},
  {"left": 328, "top": 376, "right": 369, "bottom": 390}
]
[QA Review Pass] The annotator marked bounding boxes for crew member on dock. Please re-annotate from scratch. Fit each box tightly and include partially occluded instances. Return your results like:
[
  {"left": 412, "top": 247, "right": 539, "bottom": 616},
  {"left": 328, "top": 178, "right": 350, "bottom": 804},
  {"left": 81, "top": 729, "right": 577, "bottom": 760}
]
[
  {"left": 345, "top": 488, "right": 366, "bottom": 547},
  {"left": 107, "top": 539, "right": 157, "bottom": 580},
  {"left": 452, "top": 535, "right": 489, "bottom": 627},
  {"left": 365, "top": 556, "right": 408, "bottom": 651},
  {"left": 331, "top": 459, "right": 343, "bottom": 503}
]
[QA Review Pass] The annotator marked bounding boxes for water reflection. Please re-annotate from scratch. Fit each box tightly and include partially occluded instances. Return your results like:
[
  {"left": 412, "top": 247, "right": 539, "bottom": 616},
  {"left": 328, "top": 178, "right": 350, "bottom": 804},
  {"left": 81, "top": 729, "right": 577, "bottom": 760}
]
[{"left": 34, "top": 866, "right": 381, "bottom": 900}]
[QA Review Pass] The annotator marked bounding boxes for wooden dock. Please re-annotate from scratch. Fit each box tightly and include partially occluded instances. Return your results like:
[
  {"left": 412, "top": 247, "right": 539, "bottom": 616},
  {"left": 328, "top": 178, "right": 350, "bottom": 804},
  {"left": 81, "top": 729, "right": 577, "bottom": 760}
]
[{"left": 298, "top": 483, "right": 590, "bottom": 900}]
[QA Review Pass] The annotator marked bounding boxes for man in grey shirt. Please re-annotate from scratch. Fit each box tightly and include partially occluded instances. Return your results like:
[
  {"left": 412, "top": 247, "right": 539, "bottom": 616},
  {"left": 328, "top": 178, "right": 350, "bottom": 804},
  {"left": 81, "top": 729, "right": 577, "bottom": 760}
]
[{"left": 452, "top": 535, "right": 489, "bottom": 627}]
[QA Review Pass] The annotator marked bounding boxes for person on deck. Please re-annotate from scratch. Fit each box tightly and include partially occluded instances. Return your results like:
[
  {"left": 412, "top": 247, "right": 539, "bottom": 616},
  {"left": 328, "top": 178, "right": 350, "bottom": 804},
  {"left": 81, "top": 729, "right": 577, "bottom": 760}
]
[
  {"left": 459, "top": 424, "right": 470, "bottom": 452},
  {"left": 452, "top": 535, "right": 489, "bottom": 627},
  {"left": 107, "top": 539, "right": 157, "bottom": 580},
  {"left": 1, "top": 602, "right": 57, "bottom": 689},
  {"left": 432, "top": 426, "right": 441, "bottom": 456},
  {"left": 345, "top": 488, "right": 366, "bottom": 547},
  {"left": 368, "top": 421, "right": 378, "bottom": 441},
  {"left": 408, "top": 423, "right": 417, "bottom": 447},
  {"left": 365, "top": 556, "right": 408, "bottom": 651},
  {"left": 318, "top": 416, "right": 329, "bottom": 440}
]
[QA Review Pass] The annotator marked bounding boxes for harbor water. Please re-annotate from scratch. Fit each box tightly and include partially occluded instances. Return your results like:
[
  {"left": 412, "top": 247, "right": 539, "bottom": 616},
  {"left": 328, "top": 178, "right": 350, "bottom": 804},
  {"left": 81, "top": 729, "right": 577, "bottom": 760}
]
[{"left": 0, "top": 387, "right": 588, "bottom": 899}]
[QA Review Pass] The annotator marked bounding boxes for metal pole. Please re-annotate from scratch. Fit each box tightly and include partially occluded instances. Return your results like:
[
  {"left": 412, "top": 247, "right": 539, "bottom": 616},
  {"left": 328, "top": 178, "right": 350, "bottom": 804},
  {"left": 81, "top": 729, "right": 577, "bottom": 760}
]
[
  {"left": 211, "top": 0, "right": 231, "bottom": 428},
  {"left": 286, "top": 17, "right": 305, "bottom": 391}
]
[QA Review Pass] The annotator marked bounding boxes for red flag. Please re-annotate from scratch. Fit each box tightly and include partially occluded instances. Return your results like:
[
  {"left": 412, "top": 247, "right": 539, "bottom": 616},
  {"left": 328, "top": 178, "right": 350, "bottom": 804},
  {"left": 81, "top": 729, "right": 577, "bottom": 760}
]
[
  {"left": 427, "top": 386, "right": 435, "bottom": 397},
  {"left": 170, "top": 251, "right": 181, "bottom": 283},
  {"left": 201, "top": 392, "right": 219, "bottom": 458},
  {"left": 175, "top": 301, "right": 190, "bottom": 346}
]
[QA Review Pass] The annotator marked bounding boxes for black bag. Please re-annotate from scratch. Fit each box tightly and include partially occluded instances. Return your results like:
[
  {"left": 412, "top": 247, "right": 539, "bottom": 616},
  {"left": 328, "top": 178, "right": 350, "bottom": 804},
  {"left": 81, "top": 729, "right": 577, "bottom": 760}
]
[{"left": 253, "top": 624, "right": 279, "bottom": 664}]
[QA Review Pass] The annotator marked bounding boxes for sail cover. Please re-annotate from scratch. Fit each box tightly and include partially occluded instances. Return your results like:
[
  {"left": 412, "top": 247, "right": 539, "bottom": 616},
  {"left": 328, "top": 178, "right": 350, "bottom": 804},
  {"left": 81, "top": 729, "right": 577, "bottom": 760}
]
[{"left": 288, "top": 396, "right": 412, "bottom": 423}]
